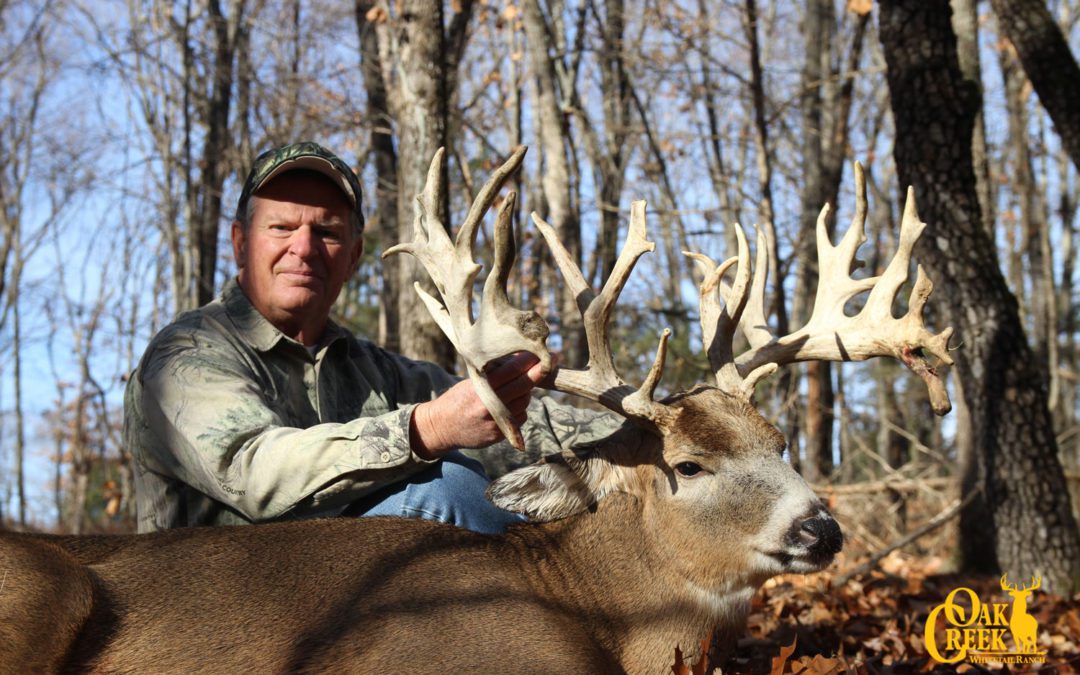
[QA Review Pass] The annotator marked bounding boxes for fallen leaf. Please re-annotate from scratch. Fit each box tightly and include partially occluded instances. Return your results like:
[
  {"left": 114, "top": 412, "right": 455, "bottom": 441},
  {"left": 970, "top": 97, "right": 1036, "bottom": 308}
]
[{"left": 770, "top": 636, "right": 797, "bottom": 675}]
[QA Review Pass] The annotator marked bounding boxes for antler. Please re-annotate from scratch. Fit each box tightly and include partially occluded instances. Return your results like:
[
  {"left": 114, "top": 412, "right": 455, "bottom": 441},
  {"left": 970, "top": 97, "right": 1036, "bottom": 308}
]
[
  {"left": 688, "top": 162, "right": 954, "bottom": 414},
  {"left": 532, "top": 201, "right": 678, "bottom": 433},
  {"left": 1002, "top": 574, "right": 1042, "bottom": 593},
  {"left": 383, "top": 146, "right": 551, "bottom": 450}
]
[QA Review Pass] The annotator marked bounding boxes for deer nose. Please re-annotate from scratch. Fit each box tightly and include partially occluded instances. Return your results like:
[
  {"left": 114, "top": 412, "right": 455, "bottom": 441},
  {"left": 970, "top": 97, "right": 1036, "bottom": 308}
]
[{"left": 793, "top": 510, "right": 843, "bottom": 560}]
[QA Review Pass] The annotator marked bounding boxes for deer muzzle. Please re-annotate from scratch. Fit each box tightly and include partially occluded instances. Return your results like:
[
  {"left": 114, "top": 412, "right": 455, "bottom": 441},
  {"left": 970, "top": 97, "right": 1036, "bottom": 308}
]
[{"left": 785, "top": 506, "right": 844, "bottom": 567}]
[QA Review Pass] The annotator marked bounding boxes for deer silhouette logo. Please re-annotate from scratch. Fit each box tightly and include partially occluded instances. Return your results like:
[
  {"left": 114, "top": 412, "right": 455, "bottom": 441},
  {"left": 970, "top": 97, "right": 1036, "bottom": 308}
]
[{"left": 1000, "top": 574, "right": 1041, "bottom": 653}]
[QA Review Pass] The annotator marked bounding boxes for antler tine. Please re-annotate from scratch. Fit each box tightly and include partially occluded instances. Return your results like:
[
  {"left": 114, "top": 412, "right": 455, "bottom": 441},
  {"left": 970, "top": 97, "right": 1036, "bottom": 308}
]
[
  {"left": 687, "top": 224, "right": 779, "bottom": 401},
  {"left": 385, "top": 147, "right": 549, "bottom": 450},
  {"left": 456, "top": 145, "right": 529, "bottom": 254},
  {"left": 740, "top": 226, "right": 774, "bottom": 349},
  {"left": 730, "top": 162, "right": 955, "bottom": 415},
  {"left": 533, "top": 200, "right": 677, "bottom": 432},
  {"left": 685, "top": 224, "right": 750, "bottom": 392}
]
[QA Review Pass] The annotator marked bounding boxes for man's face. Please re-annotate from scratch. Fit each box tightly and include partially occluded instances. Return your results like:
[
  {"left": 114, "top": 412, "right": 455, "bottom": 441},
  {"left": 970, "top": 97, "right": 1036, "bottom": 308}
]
[{"left": 231, "top": 171, "right": 363, "bottom": 344}]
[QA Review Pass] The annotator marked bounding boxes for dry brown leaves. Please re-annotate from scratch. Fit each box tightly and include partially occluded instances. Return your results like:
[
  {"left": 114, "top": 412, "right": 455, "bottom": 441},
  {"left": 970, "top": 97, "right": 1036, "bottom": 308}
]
[{"left": 720, "top": 553, "right": 1079, "bottom": 674}]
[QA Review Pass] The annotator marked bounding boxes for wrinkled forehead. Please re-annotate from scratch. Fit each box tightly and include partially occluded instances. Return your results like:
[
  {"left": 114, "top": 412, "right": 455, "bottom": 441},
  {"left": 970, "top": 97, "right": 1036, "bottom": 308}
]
[
  {"left": 665, "top": 387, "right": 785, "bottom": 457},
  {"left": 253, "top": 169, "right": 354, "bottom": 215}
]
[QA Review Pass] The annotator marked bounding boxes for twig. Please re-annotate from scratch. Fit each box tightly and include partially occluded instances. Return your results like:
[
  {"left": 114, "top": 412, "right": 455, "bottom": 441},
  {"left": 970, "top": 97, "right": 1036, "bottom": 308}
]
[
  {"left": 0, "top": 569, "right": 8, "bottom": 595},
  {"left": 834, "top": 489, "right": 980, "bottom": 586},
  {"left": 812, "top": 476, "right": 951, "bottom": 496}
]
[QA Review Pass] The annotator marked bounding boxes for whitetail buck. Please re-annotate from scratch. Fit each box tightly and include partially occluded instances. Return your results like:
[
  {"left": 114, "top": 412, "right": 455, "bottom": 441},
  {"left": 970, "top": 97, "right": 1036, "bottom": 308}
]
[
  {"left": 1000, "top": 574, "right": 1041, "bottom": 653},
  {"left": 0, "top": 147, "right": 953, "bottom": 674}
]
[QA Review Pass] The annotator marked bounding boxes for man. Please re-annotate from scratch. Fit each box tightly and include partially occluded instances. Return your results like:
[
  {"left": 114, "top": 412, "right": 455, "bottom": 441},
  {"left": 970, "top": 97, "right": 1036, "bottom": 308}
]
[{"left": 125, "top": 141, "right": 619, "bottom": 534}]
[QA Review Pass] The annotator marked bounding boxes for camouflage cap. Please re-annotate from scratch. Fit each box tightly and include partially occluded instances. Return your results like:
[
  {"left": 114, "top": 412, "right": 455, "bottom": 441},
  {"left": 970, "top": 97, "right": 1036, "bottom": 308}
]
[{"left": 236, "top": 141, "right": 364, "bottom": 230}]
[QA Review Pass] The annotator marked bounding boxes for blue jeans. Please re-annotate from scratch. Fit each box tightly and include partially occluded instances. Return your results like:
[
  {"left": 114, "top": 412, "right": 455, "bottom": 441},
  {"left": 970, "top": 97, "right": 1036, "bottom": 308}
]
[{"left": 349, "top": 451, "right": 526, "bottom": 534}]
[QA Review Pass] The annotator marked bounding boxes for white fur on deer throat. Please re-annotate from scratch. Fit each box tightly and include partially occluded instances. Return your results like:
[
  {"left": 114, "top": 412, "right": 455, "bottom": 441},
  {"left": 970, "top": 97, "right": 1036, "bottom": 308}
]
[{"left": 683, "top": 581, "right": 755, "bottom": 623}]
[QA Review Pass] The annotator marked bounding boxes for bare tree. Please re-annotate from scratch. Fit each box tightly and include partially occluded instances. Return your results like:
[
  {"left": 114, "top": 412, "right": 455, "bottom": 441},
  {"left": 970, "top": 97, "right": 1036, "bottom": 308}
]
[
  {"left": 81, "top": 0, "right": 249, "bottom": 314},
  {"left": 579, "top": 0, "right": 635, "bottom": 288},
  {"left": 522, "top": 0, "right": 586, "bottom": 368},
  {"left": 355, "top": 0, "right": 400, "bottom": 351},
  {"left": 364, "top": 0, "right": 475, "bottom": 366},
  {"left": 879, "top": 0, "right": 1080, "bottom": 593},
  {"left": 951, "top": 0, "right": 995, "bottom": 236},
  {"left": 990, "top": 0, "right": 1080, "bottom": 170},
  {"left": 794, "top": 1, "right": 870, "bottom": 482},
  {"left": 0, "top": 1, "right": 85, "bottom": 527},
  {"left": 998, "top": 39, "right": 1055, "bottom": 380}
]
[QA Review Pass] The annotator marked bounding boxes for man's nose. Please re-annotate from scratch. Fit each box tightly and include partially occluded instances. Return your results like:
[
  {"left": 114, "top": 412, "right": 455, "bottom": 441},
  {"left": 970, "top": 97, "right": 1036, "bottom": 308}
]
[{"left": 289, "top": 226, "right": 317, "bottom": 258}]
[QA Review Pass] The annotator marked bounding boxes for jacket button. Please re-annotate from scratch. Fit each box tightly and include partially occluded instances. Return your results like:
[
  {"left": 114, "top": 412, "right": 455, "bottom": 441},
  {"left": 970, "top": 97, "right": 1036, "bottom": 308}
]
[{"left": 380, "top": 451, "right": 391, "bottom": 462}]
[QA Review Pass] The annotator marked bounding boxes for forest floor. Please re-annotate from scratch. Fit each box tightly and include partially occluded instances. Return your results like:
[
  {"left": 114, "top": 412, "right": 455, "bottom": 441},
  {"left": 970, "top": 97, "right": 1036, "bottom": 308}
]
[{"left": 710, "top": 552, "right": 1079, "bottom": 674}]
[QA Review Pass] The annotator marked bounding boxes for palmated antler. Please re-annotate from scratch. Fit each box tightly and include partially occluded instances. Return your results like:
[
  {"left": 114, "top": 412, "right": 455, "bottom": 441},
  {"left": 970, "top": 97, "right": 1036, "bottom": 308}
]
[
  {"left": 533, "top": 201, "right": 678, "bottom": 433},
  {"left": 688, "top": 162, "right": 954, "bottom": 414},
  {"left": 383, "top": 146, "right": 551, "bottom": 449}
]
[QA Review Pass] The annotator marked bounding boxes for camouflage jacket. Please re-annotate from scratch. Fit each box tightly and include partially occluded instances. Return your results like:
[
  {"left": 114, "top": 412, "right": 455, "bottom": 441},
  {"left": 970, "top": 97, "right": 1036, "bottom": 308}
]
[{"left": 125, "top": 278, "right": 622, "bottom": 532}]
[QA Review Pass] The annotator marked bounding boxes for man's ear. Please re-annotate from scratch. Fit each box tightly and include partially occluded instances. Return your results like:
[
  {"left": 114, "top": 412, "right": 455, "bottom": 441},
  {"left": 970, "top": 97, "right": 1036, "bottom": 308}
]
[
  {"left": 349, "top": 236, "right": 364, "bottom": 273},
  {"left": 231, "top": 220, "right": 247, "bottom": 269}
]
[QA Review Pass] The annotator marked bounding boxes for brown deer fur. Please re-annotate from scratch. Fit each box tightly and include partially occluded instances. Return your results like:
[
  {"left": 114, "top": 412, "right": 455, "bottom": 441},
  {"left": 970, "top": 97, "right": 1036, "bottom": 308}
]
[{"left": 0, "top": 388, "right": 840, "bottom": 674}]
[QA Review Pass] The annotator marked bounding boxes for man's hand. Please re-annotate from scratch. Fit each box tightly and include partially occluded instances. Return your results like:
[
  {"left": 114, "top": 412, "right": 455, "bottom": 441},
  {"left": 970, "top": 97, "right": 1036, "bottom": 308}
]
[{"left": 410, "top": 352, "right": 547, "bottom": 459}]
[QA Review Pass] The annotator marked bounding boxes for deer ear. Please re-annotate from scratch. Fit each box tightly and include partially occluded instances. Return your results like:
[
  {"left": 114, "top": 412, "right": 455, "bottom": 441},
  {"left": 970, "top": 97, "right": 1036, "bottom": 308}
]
[
  {"left": 487, "top": 438, "right": 645, "bottom": 522},
  {"left": 487, "top": 454, "right": 595, "bottom": 522}
]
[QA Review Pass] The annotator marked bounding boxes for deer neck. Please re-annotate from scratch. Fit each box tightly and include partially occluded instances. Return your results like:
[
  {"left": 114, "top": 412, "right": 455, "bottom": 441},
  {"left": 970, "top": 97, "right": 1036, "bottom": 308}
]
[
  {"left": 1011, "top": 594, "right": 1028, "bottom": 616},
  {"left": 508, "top": 493, "right": 754, "bottom": 673}
]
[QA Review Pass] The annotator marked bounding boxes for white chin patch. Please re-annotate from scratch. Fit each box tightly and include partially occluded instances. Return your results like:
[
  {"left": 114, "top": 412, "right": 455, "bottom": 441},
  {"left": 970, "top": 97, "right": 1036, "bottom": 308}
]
[{"left": 751, "top": 549, "right": 828, "bottom": 577}]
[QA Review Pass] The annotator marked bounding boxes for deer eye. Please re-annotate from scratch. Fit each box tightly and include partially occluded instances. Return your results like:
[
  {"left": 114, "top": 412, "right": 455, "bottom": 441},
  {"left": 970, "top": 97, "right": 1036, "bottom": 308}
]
[{"left": 675, "top": 462, "right": 703, "bottom": 478}]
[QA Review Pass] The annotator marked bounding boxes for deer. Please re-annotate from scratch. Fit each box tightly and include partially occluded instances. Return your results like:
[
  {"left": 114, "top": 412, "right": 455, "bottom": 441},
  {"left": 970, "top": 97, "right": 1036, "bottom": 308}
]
[
  {"left": 0, "top": 147, "right": 953, "bottom": 674},
  {"left": 1000, "top": 574, "right": 1042, "bottom": 653}
]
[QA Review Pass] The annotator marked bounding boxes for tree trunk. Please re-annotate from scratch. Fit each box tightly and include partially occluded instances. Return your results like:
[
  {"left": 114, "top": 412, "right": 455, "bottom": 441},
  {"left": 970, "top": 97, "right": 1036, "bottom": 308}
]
[
  {"left": 356, "top": 0, "right": 401, "bottom": 351},
  {"left": 877, "top": 361, "right": 909, "bottom": 533},
  {"left": 879, "top": 0, "right": 1080, "bottom": 593},
  {"left": 590, "top": 0, "right": 632, "bottom": 287},
  {"left": 192, "top": 0, "right": 245, "bottom": 307},
  {"left": 12, "top": 278, "right": 25, "bottom": 527},
  {"left": 522, "top": 0, "right": 586, "bottom": 369},
  {"left": 951, "top": 0, "right": 995, "bottom": 236},
  {"left": 744, "top": 0, "right": 785, "bottom": 336},
  {"left": 989, "top": 0, "right": 1080, "bottom": 171},
  {"left": 376, "top": 0, "right": 473, "bottom": 367},
  {"left": 999, "top": 41, "right": 1053, "bottom": 380},
  {"left": 1056, "top": 150, "right": 1078, "bottom": 453}
]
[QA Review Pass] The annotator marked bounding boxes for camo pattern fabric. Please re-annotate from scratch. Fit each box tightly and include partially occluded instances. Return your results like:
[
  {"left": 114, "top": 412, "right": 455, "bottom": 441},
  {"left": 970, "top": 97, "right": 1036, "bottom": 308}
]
[
  {"left": 235, "top": 141, "right": 364, "bottom": 223},
  {"left": 125, "top": 278, "right": 624, "bottom": 532}
]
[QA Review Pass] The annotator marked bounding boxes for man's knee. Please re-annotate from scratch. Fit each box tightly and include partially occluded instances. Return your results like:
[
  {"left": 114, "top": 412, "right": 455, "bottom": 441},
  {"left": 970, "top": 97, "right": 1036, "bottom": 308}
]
[{"left": 354, "top": 451, "right": 525, "bottom": 534}]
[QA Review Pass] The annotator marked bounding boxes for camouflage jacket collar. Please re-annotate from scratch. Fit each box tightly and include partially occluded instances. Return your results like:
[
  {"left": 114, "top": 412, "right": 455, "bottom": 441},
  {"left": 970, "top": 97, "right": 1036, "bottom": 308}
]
[{"left": 221, "top": 277, "right": 348, "bottom": 354}]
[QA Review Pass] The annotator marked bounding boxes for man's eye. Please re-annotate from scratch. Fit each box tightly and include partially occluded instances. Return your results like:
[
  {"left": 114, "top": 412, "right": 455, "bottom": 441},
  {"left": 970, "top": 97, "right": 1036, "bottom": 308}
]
[{"left": 675, "top": 462, "right": 703, "bottom": 478}]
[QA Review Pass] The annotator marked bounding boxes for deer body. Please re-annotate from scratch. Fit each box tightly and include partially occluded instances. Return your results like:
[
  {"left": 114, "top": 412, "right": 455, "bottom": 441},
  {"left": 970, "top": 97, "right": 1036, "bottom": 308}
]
[
  {"left": 1001, "top": 575, "right": 1041, "bottom": 653},
  {"left": 1, "top": 391, "right": 838, "bottom": 674},
  {"left": 5, "top": 517, "right": 623, "bottom": 673},
  {"left": 1, "top": 148, "right": 953, "bottom": 673}
]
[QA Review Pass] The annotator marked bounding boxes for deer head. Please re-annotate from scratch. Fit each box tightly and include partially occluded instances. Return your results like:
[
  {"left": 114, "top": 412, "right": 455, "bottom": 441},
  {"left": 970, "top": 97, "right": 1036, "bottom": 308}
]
[{"left": 386, "top": 147, "right": 953, "bottom": 593}]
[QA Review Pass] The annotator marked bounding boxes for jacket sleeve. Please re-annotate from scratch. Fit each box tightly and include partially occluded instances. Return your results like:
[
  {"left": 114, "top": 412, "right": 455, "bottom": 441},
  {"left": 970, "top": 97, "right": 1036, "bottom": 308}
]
[{"left": 132, "top": 332, "right": 453, "bottom": 522}]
